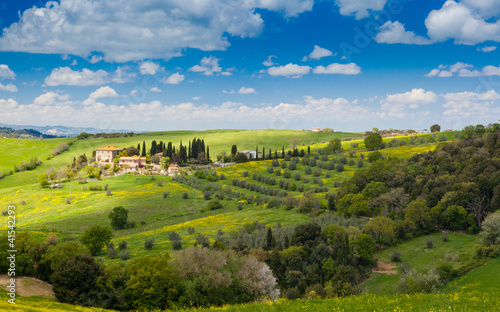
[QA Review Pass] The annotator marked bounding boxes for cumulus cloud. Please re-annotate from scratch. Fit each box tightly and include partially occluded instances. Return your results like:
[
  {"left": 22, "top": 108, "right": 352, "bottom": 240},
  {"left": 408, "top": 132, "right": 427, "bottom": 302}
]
[
  {"left": 380, "top": 88, "right": 438, "bottom": 118},
  {"left": 335, "top": 0, "right": 387, "bottom": 19},
  {"left": 189, "top": 56, "right": 223, "bottom": 76},
  {"left": 426, "top": 62, "right": 500, "bottom": 77},
  {"left": 162, "top": 73, "right": 185, "bottom": 84},
  {"left": 34, "top": 91, "right": 70, "bottom": 105},
  {"left": 313, "top": 63, "right": 361, "bottom": 75},
  {"left": 0, "top": 65, "right": 16, "bottom": 80},
  {"left": 0, "top": 0, "right": 314, "bottom": 63},
  {"left": 0, "top": 83, "right": 18, "bottom": 92},
  {"left": 263, "top": 55, "right": 277, "bottom": 67},
  {"left": 267, "top": 63, "right": 311, "bottom": 78},
  {"left": 238, "top": 87, "right": 256, "bottom": 94},
  {"left": 150, "top": 87, "right": 162, "bottom": 93},
  {"left": 140, "top": 61, "right": 161, "bottom": 75},
  {"left": 425, "top": 0, "right": 500, "bottom": 45},
  {"left": 89, "top": 55, "right": 104, "bottom": 64},
  {"left": 375, "top": 21, "right": 433, "bottom": 45},
  {"left": 303, "top": 45, "right": 333, "bottom": 61},
  {"left": 0, "top": 98, "right": 18, "bottom": 109},
  {"left": 44, "top": 67, "right": 109, "bottom": 86},
  {"left": 442, "top": 90, "right": 500, "bottom": 119},
  {"left": 83, "top": 86, "right": 119, "bottom": 105},
  {"left": 477, "top": 46, "right": 497, "bottom": 53},
  {"left": 460, "top": 0, "right": 500, "bottom": 18}
]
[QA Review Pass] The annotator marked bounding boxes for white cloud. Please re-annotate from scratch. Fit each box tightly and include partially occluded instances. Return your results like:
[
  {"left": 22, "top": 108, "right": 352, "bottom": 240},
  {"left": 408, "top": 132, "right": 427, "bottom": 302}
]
[
  {"left": 477, "top": 46, "right": 497, "bottom": 53},
  {"left": 192, "top": 96, "right": 200, "bottom": 101},
  {"left": 71, "top": 60, "right": 78, "bottom": 66},
  {"left": 0, "top": 65, "right": 16, "bottom": 80},
  {"left": 0, "top": 98, "right": 18, "bottom": 109},
  {"left": 44, "top": 67, "right": 109, "bottom": 86},
  {"left": 112, "top": 66, "right": 136, "bottom": 83},
  {"left": 238, "top": 87, "right": 256, "bottom": 94},
  {"left": 442, "top": 90, "right": 500, "bottom": 119},
  {"left": 461, "top": 0, "right": 500, "bottom": 18},
  {"left": 303, "top": 45, "right": 333, "bottom": 61},
  {"left": 83, "top": 86, "right": 119, "bottom": 105},
  {"left": 140, "top": 61, "right": 161, "bottom": 75},
  {"left": 89, "top": 55, "right": 104, "bottom": 64},
  {"left": 34, "top": 91, "right": 70, "bottom": 105},
  {"left": 162, "top": 73, "right": 185, "bottom": 84},
  {"left": 0, "top": 83, "right": 18, "bottom": 92},
  {"left": 263, "top": 55, "right": 277, "bottom": 67},
  {"left": 375, "top": 21, "right": 433, "bottom": 45},
  {"left": 0, "top": 0, "right": 314, "bottom": 63},
  {"left": 267, "top": 63, "right": 311, "bottom": 78},
  {"left": 189, "top": 56, "right": 224, "bottom": 76},
  {"left": 150, "top": 87, "right": 162, "bottom": 93},
  {"left": 426, "top": 62, "right": 500, "bottom": 77},
  {"left": 335, "top": 0, "right": 387, "bottom": 19},
  {"left": 380, "top": 88, "right": 438, "bottom": 118},
  {"left": 425, "top": 0, "right": 500, "bottom": 45},
  {"left": 313, "top": 63, "right": 361, "bottom": 75}
]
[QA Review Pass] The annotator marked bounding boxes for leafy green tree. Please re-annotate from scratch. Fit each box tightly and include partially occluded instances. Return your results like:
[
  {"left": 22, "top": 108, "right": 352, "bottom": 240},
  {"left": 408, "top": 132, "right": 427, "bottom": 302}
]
[
  {"left": 38, "top": 174, "right": 49, "bottom": 187},
  {"left": 109, "top": 206, "right": 129, "bottom": 230},
  {"left": 125, "top": 254, "right": 180, "bottom": 310},
  {"left": 368, "top": 151, "right": 382, "bottom": 162},
  {"left": 404, "top": 199, "right": 434, "bottom": 234},
  {"left": 350, "top": 234, "right": 376, "bottom": 266},
  {"left": 479, "top": 211, "right": 500, "bottom": 247},
  {"left": 231, "top": 145, "right": 237, "bottom": 155},
  {"left": 81, "top": 225, "right": 113, "bottom": 256},
  {"left": 364, "top": 133, "right": 383, "bottom": 150},
  {"left": 327, "top": 138, "right": 342, "bottom": 153},
  {"left": 51, "top": 254, "right": 103, "bottom": 304},
  {"left": 363, "top": 216, "right": 396, "bottom": 245},
  {"left": 430, "top": 124, "right": 441, "bottom": 133},
  {"left": 38, "top": 241, "right": 88, "bottom": 281}
]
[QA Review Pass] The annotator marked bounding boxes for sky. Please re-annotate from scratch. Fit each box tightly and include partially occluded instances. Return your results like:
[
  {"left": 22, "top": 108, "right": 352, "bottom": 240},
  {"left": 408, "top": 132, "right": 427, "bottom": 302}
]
[{"left": 0, "top": 0, "right": 500, "bottom": 132}]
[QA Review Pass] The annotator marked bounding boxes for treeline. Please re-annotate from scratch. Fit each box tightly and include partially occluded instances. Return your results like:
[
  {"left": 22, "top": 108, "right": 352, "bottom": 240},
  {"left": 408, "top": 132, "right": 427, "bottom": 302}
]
[
  {"left": 334, "top": 125, "right": 500, "bottom": 242},
  {"left": 0, "top": 127, "right": 58, "bottom": 138},
  {"left": 76, "top": 132, "right": 135, "bottom": 139}
]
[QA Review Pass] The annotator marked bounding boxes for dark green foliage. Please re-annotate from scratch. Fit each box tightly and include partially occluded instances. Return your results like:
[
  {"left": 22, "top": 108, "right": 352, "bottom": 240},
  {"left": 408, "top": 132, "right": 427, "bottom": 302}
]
[
  {"left": 206, "top": 198, "right": 223, "bottom": 211},
  {"left": 145, "top": 238, "right": 155, "bottom": 250},
  {"left": 80, "top": 225, "right": 113, "bottom": 256},
  {"left": 430, "top": 124, "right": 441, "bottom": 133},
  {"left": 182, "top": 192, "right": 189, "bottom": 199},
  {"left": 118, "top": 240, "right": 128, "bottom": 250},
  {"left": 368, "top": 151, "right": 382, "bottom": 162},
  {"left": 109, "top": 206, "right": 129, "bottom": 230},
  {"left": 364, "top": 133, "right": 383, "bottom": 150},
  {"left": 195, "top": 234, "right": 210, "bottom": 248},
  {"left": 51, "top": 254, "right": 102, "bottom": 305}
]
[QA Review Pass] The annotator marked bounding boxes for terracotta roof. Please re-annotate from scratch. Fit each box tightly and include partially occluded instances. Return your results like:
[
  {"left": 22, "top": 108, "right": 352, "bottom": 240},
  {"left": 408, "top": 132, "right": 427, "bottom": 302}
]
[
  {"left": 169, "top": 164, "right": 179, "bottom": 168},
  {"left": 154, "top": 152, "right": 164, "bottom": 156},
  {"left": 96, "top": 146, "right": 123, "bottom": 151},
  {"left": 119, "top": 156, "right": 147, "bottom": 160}
]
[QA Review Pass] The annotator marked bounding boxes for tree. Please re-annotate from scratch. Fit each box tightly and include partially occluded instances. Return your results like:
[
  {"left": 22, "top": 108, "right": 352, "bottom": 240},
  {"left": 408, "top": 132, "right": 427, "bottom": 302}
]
[
  {"left": 38, "top": 174, "right": 49, "bottom": 187},
  {"left": 52, "top": 254, "right": 103, "bottom": 304},
  {"left": 322, "top": 127, "right": 333, "bottom": 133},
  {"left": 266, "top": 227, "right": 275, "bottom": 250},
  {"left": 327, "top": 138, "right": 342, "bottom": 153},
  {"left": 125, "top": 254, "right": 180, "bottom": 310},
  {"left": 80, "top": 225, "right": 113, "bottom": 256},
  {"left": 363, "top": 216, "right": 396, "bottom": 245},
  {"left": 350, "top": 234, "right": 376, "bottom": 266},
  {"left": 364, "top": 133, "right": 383, "bottom": 150},
  {"left": 109, "top": 206, "right": 129, "bottom": 230},
  {"left": 404, "top": 199, "right": 434, "bottom": 234},
  {"left": 142, "top": 141, "right": 146, "bottom": 157},
  {"left": 430, "top": 124, "right": 441, "bottom": 133},
  {"left": 479, "top": 211, "right": 500, "bottom": 247},
  {"left": 234, "top": 153, "right": 249, "bottom": 163},
  {"left": 231, "top": 145, "right": 237, "bottom": 155}
]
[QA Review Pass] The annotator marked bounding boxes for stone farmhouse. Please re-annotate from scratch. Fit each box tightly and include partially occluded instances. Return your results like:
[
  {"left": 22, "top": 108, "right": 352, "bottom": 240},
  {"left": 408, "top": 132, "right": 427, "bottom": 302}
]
[
  {"left": 119, "top": 156, "right": 147, "bottom": 171},
  {"left": 96, "top": 146, "right": 123, "bottom": 163},
  {"left": 168, "top": 164, "right": 180, "bottom": 175},
  {"left": 239, "top": 150, "right": 263, "bottom": 159}
]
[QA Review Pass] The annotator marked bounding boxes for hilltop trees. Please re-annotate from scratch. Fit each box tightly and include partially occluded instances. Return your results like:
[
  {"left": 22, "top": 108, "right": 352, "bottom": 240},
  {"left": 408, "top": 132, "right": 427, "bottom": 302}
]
[{"left": 81, "top": 225, "right": 113, "bottom": 256}]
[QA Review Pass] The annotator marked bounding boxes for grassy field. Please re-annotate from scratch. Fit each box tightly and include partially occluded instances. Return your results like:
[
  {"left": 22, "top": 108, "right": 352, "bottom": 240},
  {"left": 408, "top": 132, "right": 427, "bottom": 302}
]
[
  {"left": 363, "top": 232, "right": 478, "bottom": 295},
  {"left": 0, "top": 130, "right": 455, "bottom": 262}
]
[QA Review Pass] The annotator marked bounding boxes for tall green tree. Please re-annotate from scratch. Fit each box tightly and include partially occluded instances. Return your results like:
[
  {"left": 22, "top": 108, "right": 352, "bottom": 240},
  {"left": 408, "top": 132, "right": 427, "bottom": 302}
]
[
  {"left": 231, "top": 145, "right": 237, "bottom": 155},
  {"left": 109, "top": 206, "right": 129, "bottom": 230},
  {"left": 142, "top": 141, "right": 146, "bottom": 157},
  {"left": 364, "top": 133, "right": 383, "bottom": 150}
]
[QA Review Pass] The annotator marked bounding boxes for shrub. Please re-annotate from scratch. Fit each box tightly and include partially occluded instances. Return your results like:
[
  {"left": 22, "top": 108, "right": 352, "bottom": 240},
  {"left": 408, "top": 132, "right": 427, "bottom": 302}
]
[
  {"left": 118, "top": 240, "right": 127, "bottom": 250},
  {"left": 195, "top": 234, "right": 210, "bottom": 248},
  {"left": 336, "top": 164, "right": 344, "bottom": 172},
  {"left": 357, "top": 159, "right": 364, "bottom": 168},
  {"left": 45, "top": 233, "right": 59, "bottom": 245},
  {"left": 294, "top": 173, "right": 301, "bottom": 181},
  {"left": 290, "top": 183, "right": 297, "bottom": 191},
  {"left": 106, "top": 190, "right": 112, "bottom": 196},
  {"left": 237, "top": 203, "right": 243, "bottom": 210},
  {"left": 182, "top": 192, "right": 189, "bottom": 199},
  {"left": 426, "top": 237, "right": 434, "bottom": 249},
  {"left": 304, "top": 167, "right": 312, "bottom": 175},
  {"left": 436, "top": 262, "right": 458, "bottom": 282},
  {"left": 243, "top": 171, "right": 249, "bottom": 177},
  {"left": 313, "top": 169, "right": 322, "bottom": 177},
  {"left": 441, "top": 231, "right": 449, "bottom": 242},
  {"left": 348, "top": 159, "right": 355, "bottom": 166},
  {"left": 397, "top": 268, "right": 442, "bottom": 294},
  {"left": 109, "top": 206, "right": 129, "bottom": 230},
  {"left": 391, "top": 251, "right": 402, "bottom": 262},
  {"left": 203, "top": 190, "right": 212, "bottom": 200},
  {"left": 107, "top": 243, "right": 118, "bottom": 259},
  {"left": 1, "top": 210, "right": 7, "bottom": 216},
  {"left": 368, "top": 151, "right": 382, "bottom": 162},
  {"left": 206, "top": 198, "right": 223, "bottom": 211},
  {"left": 288, "top": 162, "right": 297, "bottom": 170},
  {"left": 220, "top": 173, "right": 226, "bottom": 180},
  {"left": 89, "top": 184, "right": 102, "bottom": 191},
  {"left": 281, "top": 161, "right": 287, "bottom": 169},
  {"left": 120, "top": 250, "right": 130, "bottom": 260},
  {"left": 65, "top": 197, "right": 71, "bottom": 204},
  {"left": 351, "top": 143, "right": 359, "bottom": 148},
  {"left": 272, "top": 159, "right": 280, "bottom": 167},
  {"left": 80, "top": 225, "right": 113, "bottom": 256},
  {"left": 145, "top": 238, "right": 155, "bottom": 250},
  {"left": 275, "top": 169, "right": 281, "bottom": 176},
  {"left": 187, "top": 227, "right": 195, "bottom": 235},
  {"left": 157, "top": 181, "right": 164, "bottom": 187},
  {"left": 267, "top": 167, "right": 274, "bottom": 173},
  {"left": 298, "top": 185, "right": 305, "bottom": 192},
  {"left": 82, "top": 186, "right": 87, "bottom": 191},
  {"left": 163, "top": 191, "right": 169, "bottom": 199},
  {"left": 283, "top": 171, "right": 291, "bottom": 179},
  {"left": 325, "top": 172, "right": 331, "bottom": 178}
]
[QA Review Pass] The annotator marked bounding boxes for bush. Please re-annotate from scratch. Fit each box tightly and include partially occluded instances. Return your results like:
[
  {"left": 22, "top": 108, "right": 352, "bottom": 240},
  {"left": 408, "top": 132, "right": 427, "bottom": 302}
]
[
  {"left": 182, "top": 192, "right": 189, "bottom": 199},
  {"left": 80, "top": 225, "right": 113, "bottom": 256},
  {"left": 313, "top": 169, "right": 322, "bottom": 177},
  {"left": 275, "top": 169, "right": 281, "bottom": 176},
  {"left": 368, "top": 151, "right": 382, "bottom": 162},
  {"left": 391, "top": 251, "right": 402, "bottom": 262},
  {"left": 145, "top": 238, "right": 155, "bottom": 250},
  {"left": 325, "top": 172, "right": 331, "bottom": 178},
  {"left": 157, "top": 181, "right": 164, "bottom": 187},
  {"left": 357, "top": 159, "right": 364, "bottom": 168},
  {"left": 107, "top": 243, "right": 118, "bottom": 259},
  {"left": 281, "top": 161, "right": 287, "bottom": 169},
  {"left": 120, "top": 250, "right": 130, "bottom": 260},
  {"left": 118, "top": 240, "right": 127, "bottom": 250},
  {"left": 441, "top": 231, "right": 449, "bottom": 242},
  {"left": 436, "top": 262, "right": 458, "bottom": 282},
  {"left": 283, "top": 171, "right": 291, "bottom": 178},
  {"left": 426, "top": 237, "right": 434, "bottom": 249},
  {"left": 288, "top": 162, "right": 297, "bottom": 170},
  {"left": 294, "top": 173, "right": 301, "bottom": 181},
  {"left": 65, "top": 197, "right": 71, "bottom": 204},
  {"left": 203, "top": 190, "right": 212, "bottom": 200},
  {"left": 220, "top": 173, "right": 226, "bottom": 180},
  {"left": 206, "top": 198, "right": 223, "bottom": 211},
  {"left": 163, "top": 191, "right": 169, "bottom": 198},
  {"left": 272, "top": 159, "right": 280, "bottom": 167},
  {"left": 336, "top": 164, "right": 344, "bottom": 172},
  {"left": 106, "top": 190, "right": 112, "bottom": 196},
  {"left": 243, "top": 171, "right": 249, "bottom": 177},
  {"left": 348, "top": 159, "right": 355, "bottom": 166},
  {"left": 187, "top": 227, "right": 195, "bottom": 235},
  {"left": 290, "top": 183, "right": 297, "bottom": 191},
  {"left": 397, "top": 268, "right": 442, "bottom": 294}
]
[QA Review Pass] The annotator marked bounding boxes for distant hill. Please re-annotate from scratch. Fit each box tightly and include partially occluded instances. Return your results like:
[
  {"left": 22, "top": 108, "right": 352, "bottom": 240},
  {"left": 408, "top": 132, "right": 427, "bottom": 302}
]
[
  {"left": 0, "top": 127, "right": 59, "bottom": 138},
  {"left": 0, "top": 123, "right": 133, "bottom": 137}
]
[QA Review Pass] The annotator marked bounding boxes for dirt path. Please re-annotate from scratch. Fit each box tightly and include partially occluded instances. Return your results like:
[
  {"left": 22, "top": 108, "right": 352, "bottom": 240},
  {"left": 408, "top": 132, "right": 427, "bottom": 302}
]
[
  {"left": 372, "top": 260, "right": 398, "bottom": 275},
  {"left": 0, "top": 275, "right": 54, "bottom": 298}
]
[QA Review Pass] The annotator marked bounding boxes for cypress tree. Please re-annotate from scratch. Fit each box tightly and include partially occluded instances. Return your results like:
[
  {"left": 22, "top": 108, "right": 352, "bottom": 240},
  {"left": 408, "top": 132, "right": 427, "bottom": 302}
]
[
  {"left": 266, "top": 227, "right": 275, "bottom": 250},
  {"left": 308, "top": 146, "right": 311, "bottom": 155},
  {"left": 263, "top": 147, "right": 265, "bottom": 160},
  {"left": 167, "top": 142, "right": 173, "bottom": 158},
  {"left": 256, "top": 145, "right": 259, "bottom": 161},
  {"left": 231, "top": 145, "right": 237, "bottom": 155},
  {"left": 188, "top": 141, "right": 191, "bottom": 159},
  {"left": 150, "top": 140, "right": 157, "bottom": 156},
  {"left": 269, "top": 149, "right": 272, "bottom": 160},
  {"left": 282, "top": 146, "right": 285, "bottom": 159},
  {"left": 142, "top": 141, "right": 146, "bottom": 157},
  {"left": 206, "top": 146, "right": 210, "bottom": 161},
  {"left": 274, "top": 151, "right": 278, "bottom": 159},
  {"left": 137, "top": 143, "right": 140, "bottom": 152}
]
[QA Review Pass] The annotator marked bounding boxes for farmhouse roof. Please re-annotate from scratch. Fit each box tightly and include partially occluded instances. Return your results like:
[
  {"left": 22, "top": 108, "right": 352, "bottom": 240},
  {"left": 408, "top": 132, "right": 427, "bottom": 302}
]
[
  {"left": 119, "top": 156, "right": 147, "bottom": 160},
  {"left": 312, "top": 127, "right": 321, "bottom": 131},
  {"left": 169, "top": 164, "right": 179, "bottom": 169},
  {"left": 154, "top": 152, "right": 164, "bottom": 156},
  {"left": 96, "top": 146, "right": 123, "bottom": 151}
]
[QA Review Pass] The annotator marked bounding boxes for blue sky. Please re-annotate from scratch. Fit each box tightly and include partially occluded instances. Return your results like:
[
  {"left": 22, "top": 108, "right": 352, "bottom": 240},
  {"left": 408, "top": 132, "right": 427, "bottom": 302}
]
[{"left": 0, "top": 0, "right": 500, "bottom": 132}]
